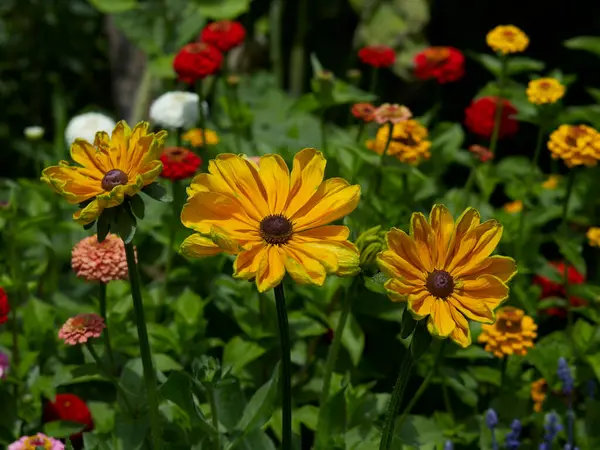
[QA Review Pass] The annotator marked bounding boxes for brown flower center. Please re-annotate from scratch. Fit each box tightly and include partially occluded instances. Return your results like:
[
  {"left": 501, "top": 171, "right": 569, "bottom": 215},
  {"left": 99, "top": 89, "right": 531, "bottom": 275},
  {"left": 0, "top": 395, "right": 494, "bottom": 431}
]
[
  {"left": 187, "top": 42, "right": 208, "bottom": 53},
  {"left": 426, "top": 269, "right": 454, "bottom": 298},
  {"left": 503, "top": 30, "right": 515, "bottom": 39},
  {"left": 210, "top": 20, "right": 232, "bottom": 32},
  {"left": 101, "top": 169, "right": 128, "bottom": 191},
  {"left": 260, "top": 214, "right": 293, "bottom": 245},
  {"left": 539, "top": 81, "right": 552, "bottom": 90},
  {"left": 496, "top": 307, "right": 523, "bottom": 333},
  {"left": 425, "top": 47, "right": 450, "bottom": 63},
  {"left": 164, "top": 146, "right": 188, "bottom": 162},
  {"left": 392, "top": 134, "right": 418, "bottom": 146}
]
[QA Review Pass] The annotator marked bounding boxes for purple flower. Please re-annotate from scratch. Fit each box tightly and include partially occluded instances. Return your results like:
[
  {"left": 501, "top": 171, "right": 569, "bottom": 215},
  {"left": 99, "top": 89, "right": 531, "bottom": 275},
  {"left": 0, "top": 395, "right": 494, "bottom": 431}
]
[
  {"left": 505, "top": 419, "right": 522, "bottom": 450},
  {"left": 557, "top": 357, "right": 574, "bottom": 395},
  {"left": 539, "top": 412, "right": 562, "bottom": 450},
  {"left": 444, "top": 441, "right": 453, "bottom": 450},
  {"left": 8, "top": 433, "right": 64, "bottom": 450},
  {"left": 486, "top": 408, "right": 499, "bottom": 429}
]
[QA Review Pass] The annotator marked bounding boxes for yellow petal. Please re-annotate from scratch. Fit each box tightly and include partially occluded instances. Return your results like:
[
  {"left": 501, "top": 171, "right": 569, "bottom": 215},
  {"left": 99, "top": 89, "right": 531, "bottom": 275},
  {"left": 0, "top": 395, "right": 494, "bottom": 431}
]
[
  {"left": 460, "top": 274, "right": 509, "bottom": 312},
  {"left": 447, "top": 294, "right": 494, "bottom": 324},
  {"left": 382, "top": 228, "right": 428, "bottom": 279},
  {"left": 285, "top": 148, "right": 327, "bottom": 217},
  {"left": 41, "top": 165, "right": 103, "bottom": 204},
  {"left": 259, "top": 154, "right": 290, "bottom": 214},
  {"left": 233, "top": 243, "right": 266, "bottom": 279},
  {"left": 429, "top": 204, "right": 455, "bottom": 268},
  {"left": 410, "top": 212, "right": 435, "bottom": 272},
  {"left": 459, "top": 255, "right": 518, "bottom": 283},
  {"left": 256, "top": 246, "right": 286, "bottom": 292},
  {"left": 444, "top": 207, "right": 481, "bottom": 271},
  {"left": 289, "top": 235, "right": 359, "bottom": 276},
  {"left": 295, "top": 225, "right": 350, "bottom": 241},
  {"left": 408, "top": 289, "right": 435, "bottom": 319},
  {"left": 448, "top": 304, "right": 471, "bottom": 347},
  {"left": 70, "top": 139, "right": 108, "bottom": 176},
  {"left": 139, "top": 160, "right": 163, "bottom": 186},
  {"left": 180, "top": 234, "right": 225, "bottom": 257},
  {"left": 282, "top": 245, "right": 327, "bottom": 286},
  {"left": 73, "top": 198, "right": 104, "bottom": 225},
  {"left": 426, "top": 298, "right": 456, "bottom": 337},
  {"left": 452, "top": 221, "right": 503, "bottom": 277},
  {"left": 111, "top": 120, "right": 132, "bottom": 171}
]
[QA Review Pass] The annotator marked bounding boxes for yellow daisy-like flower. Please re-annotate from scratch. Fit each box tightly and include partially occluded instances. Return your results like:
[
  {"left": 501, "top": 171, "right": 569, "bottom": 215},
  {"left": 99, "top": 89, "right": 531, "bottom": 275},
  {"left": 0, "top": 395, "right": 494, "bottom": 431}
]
[
  {"left": 586, "top": 227, "right": 600, "bottom": 247},
  {"left": 526, "top": 78, "right": 566, "bottom": 105},
  {"left": 547, "top": 124, "right": 600, "bottom": 168},
  {"left": 183, "top": 128, "right": 219, "bottom": 147},
  {"left": 486, "top": 25, "right": 529, "bottom": 54},
  {"left": 377, "top": 205, "right": 517, "bottom": 347},
  {"left": 180, "top": 149, "right": 361, "bottom": 292},
  {"left": 503, "top": 200, "right": 523, "bottom": 214},
  {"left": 542, "top": 175, "right": 560, "bottom": 189},
  {"left": 478, "top": 306, "right": 537, "bottom": 358},
  {"left": 531, "top": 378, "right": 547, "bottom": 412},
  {"left": 366, "top": 120, "right": 431, "bottom": 165},
  {"left": 41, "top": 121, "right": 166, "bottom": 225}
]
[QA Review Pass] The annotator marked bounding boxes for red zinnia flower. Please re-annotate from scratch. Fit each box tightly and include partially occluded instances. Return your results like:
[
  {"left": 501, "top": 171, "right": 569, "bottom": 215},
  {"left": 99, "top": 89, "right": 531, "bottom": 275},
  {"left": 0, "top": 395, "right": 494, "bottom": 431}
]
[
  {"left": 464, "top": 96, "right": 519, "bottom": 139},
  {"left": 43, "top": 393, "right": 93, "bottom": 448},
  {"left": 533, "top": 261, "right": 586, "bottom": 317},
  {"left": 160, "top": 147, "right": 202, "bottom": 181},
  {"left": 173, "top": 43, "right": 223, "bottom": 84},
  {"left": 200, "top": 20, "right": 246, "bottom": 53},
  {"left": 0, "top": 288, "right": 9, "bottom": 325},
  {"left": 414, "top": 46, "right": 465, "bottom": 84},
  {"left": 358, "top": 45, "right": 396, "bottom": 68},
  {"left": 351, "top": 103, "right": 376, "bottom": 122}
]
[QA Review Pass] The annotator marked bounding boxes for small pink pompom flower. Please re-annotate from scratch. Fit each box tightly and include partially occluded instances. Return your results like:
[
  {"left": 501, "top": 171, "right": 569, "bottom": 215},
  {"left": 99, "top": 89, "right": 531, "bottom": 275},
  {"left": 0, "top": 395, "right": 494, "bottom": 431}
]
[
  {"left": 59, "top": 314, "right": 106, "bottom": 346},
  {"left": 72, "top": 233, "right": 134, "bottom": 283},
  {"left": 8, "top": 433, "right": 64, "bottom": 450},
  {"left": 373, "top": 103, "right": 413, "bottom": 124}
]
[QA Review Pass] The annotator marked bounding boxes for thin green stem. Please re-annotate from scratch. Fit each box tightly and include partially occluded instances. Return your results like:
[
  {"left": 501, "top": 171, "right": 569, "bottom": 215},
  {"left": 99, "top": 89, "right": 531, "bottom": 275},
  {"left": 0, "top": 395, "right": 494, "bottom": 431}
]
[
  {"left": 500, "top": 356, "right": 508, "bottom": 391},
  {"left": 561, "top": 170, "right": 577, "bottom": 340},
  {"left": 532, "top": 125, "right": 545, "bottom": 173},
  {"left": 461, "top": 165, "right": 477, "bottom": 211},
  {"left": 208, "top": 387, "right": 221, "bottom": 450},
  {"left": 269, "top": 0, "right": 284, "bottom": 90},
  {"left": 124, "top": 242, "right": 161, "bottom": 449},
  {"left": 320, "top": 108, "right": 328, "bottom": 152},
  {"left": 488, "top": 56, "right": 507, "bottom": 155},
  {"left": 355, "top": 122, "right": 365, "bottom": 144},
  {"left": 289, "top": 0, "right": 308, "bottom": 97},
  {"left": 274, "top": 284, "right": 292, "bottom": 450},
  {"left": 196, "top": 81, "right": 207, "bottom": 148},
  {"left": 131, "top": 65, "right": 153, "bottom": 124},
  {"left": 86, "top": 342, "right": 135, "bottom": 416},
  {"left": 320, "top": 280, "right": 355, "bottom": 405},
  {"left": 98, "top": 283, "right": 116, "bottom": 372},
  {"left": 373, "top": 122, "right": 394, "bottom": 197},
  {"left": 441, "top": 378, "right": 454, "bottom": 417},
  {"left": 369, "top": 67, "right": 379, "bottom": 96},
  {"left": 379, "top": 350, "right": 413, "bottom": 450}
]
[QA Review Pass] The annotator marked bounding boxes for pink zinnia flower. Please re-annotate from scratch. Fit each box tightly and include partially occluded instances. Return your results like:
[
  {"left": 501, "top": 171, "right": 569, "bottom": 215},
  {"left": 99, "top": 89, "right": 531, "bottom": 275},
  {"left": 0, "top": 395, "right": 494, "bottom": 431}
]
[
  {"left": 8, "top": 433, "right": 64, "bottom": 450},
  {"left": 0, "top": 352, "right": 8, "bottom": 379},
  {"left": 58, "top": 314, "right": 106, "bottom": 346},
  {"left": 373, "top": 103, "right": 413, "bottom": 124},
  {"left": 72, "top": 233, "right": 135, "bottom": 283}
]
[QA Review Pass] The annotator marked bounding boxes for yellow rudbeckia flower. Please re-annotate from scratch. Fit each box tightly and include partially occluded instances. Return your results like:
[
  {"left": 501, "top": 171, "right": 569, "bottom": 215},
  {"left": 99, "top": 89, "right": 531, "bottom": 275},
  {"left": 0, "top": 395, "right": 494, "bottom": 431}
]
[
  {"left": 180, "top": 148, "right": 361, "bottom": 292},
  {"left": 377, "top": 205, "right": 517, "bottom": 347},
  {"left": 41, "top": 121, "right": 166, "bottom": 225}
]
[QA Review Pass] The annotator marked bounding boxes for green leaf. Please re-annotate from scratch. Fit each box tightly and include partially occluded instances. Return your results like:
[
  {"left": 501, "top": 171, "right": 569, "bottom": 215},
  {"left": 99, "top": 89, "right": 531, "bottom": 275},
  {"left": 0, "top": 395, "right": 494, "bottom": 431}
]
[
  {"left": 142, "top": 182, "right": 172, "bottom": 203},
  {"left": 555, "top": 234, "right": 587, "bottom": 276},
  {"left": 564, "top": 36, "right": 600, "bottom": 57},
  {"left": 400, "top": 308, "right": 417, "bottom": 339},
  {"left": 506, "top": 57, "right": 545, "bottom": 75},
  {"left": 161, "top": 371, "right": 214, "bottom": 431},
  {"left": 573, "top": 319, "right": 595, "bottom": 355},
  {"left": 222, "top": 337, "right": 266, "bottom": 375},
  {"left": 22, "top": 298, "right": 55, "bottom": 342},
  {"left": 315, "top": 387, "right": 347, "bottom": 450},
  {"left": 526, "top": 331, "right": 571, "bottom": 382},
  {"left": 469, "top": 52, "right": 501, "bottom": 76},
  {"left": 88, "top": 0, "right": 137, "bottom": 13},
  {"left": 154, "top": 354, "right": 184, "bottom": 372},
  {"left": 115, "top": 205, "right": 137, "bottom": 244},
  {"left": 340, "top": 313, "right": 365, "bottom": 367},
  {"left": 43, "top": 420, "right": 85, "bottom": 438},
  {"left": 96, "top": 207, "right": 114, "bottom": 242},
  {"left": 129, "top": 194, "right": 145, "bottom": 220},
  {"left": 364, "top": 273, "right": 388, "bottom": 295},
  {"left": 587, "top": 87, "right": 600, "bottom": 104},
  {"left": 235, "top": 362, "right": 280, "bottom": 433},
  {"left": 411, "top": 321, "right": 432, "bottom": 361},
  {"left": 396, "top": 415, "right": 444, "bottom": 447},
  {"left": 191, "top": 0, "right": 251, "bottom": 20}
]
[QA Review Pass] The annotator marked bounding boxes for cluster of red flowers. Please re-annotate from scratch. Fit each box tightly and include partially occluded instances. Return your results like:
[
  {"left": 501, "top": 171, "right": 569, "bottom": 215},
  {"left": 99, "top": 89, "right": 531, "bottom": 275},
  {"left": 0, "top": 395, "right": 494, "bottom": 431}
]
[
  {"left": 413, "top": 46, "right": 465, "bottom": 84},
  {"left": 0, "top": 287, "right": 9, "bottom": 324},
  {"left": 173, "top": 20, "right": 246, "bottom": 84},
  {"left": 160, "top": 147, "right": 202, "bottom": 181},
  {"left": 43, "top": 393, "right": 93, "bottom": 448},
  {"left": 358, "top": 45, "right": 396, "bottom": 68},
  {"left": 533, "top": 261, "right": 586, "bottom": 317},
  {"left": 464, "top": 96, "right": 519, "bottom": 139}
]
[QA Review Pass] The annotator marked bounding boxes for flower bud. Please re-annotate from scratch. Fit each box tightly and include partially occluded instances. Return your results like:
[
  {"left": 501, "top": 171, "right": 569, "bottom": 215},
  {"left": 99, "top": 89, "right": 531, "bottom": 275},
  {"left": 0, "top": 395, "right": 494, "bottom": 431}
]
[
  {"left": 347, "top": 69, "right": 361, "bottom": 81},
  {"left": 226, "top": 74, "right": 240, "bottom": 86},
  {"left": 24, "top": 126, "right": 45, "bottom": 141},
  {"left": 356, "top": 225, "right": 386, "bottom": 270}
]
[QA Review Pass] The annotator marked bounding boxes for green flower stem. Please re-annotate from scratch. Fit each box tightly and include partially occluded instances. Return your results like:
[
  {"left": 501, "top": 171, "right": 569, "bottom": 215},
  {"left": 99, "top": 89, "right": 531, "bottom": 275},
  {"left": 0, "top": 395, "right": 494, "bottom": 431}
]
[
  {"left": 500, "top": 356, "right": 508, "bottom": 392},
  {"left": 488, "top": 55, "right": 507, "bottom": 155},
  {"left": 320, "top": 108, "right": 328, "bottom": 152},
  {"left": 269, "top": 0, "right": 284, "bottom": 90},
  {"left": 274, "top": 283, "right": 292, "bottom": 450},
  {"left": 369, "top": 67, "right": 379, "bottom": 96},
  {"left": 86, "top": 342, "right": 135, "bottom": 416},
  {"left": 561, "top": 170, "right": 577, "bottom": 339},
  {"left": 320, "top": 279, "right": 355, "bottom": 405},
  {"left": 98, "top": 283, "right": 116, "bottom": 373},
  {"left": 208, "top": 386, "right": 221, "bottom": 450},
  {"left": 124, "top": 241, "right": 161, "bottom": 449},
  {"left": 461, "top": 164, "right": 477, "bottom": 211},
  {"left": 220, "top": 64, "right": 244, "bottom": 152},
  {"left": 355, "top": 122, "right": 365, "bottom": 144},
  {"left": 379, "top": 349, "right": 413, "bottom": 450},
  {"left": 373, "top": 122, "right": 394, "bottom": 197},
  {"left": 196, "top": 81, "right": 207, "bottom": 148},
  {"left": 441, "top": 376, "right": 454, "bottom": 417}
]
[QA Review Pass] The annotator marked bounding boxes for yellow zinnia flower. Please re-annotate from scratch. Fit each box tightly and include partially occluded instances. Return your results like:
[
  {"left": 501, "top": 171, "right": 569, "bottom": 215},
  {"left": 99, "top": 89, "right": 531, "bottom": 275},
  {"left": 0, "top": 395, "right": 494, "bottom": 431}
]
[
  {"left": 526, "top": 78, "right": 566, "bottom": 105},
  {"left": 542, "top": 175, "right": 560, "bottom": 189},
  {"left": 503, "top": 200, "right": 523, "bottom": 214},
  {"left": 587, "top": 227, "right": 600, "bottom": 247},
  {"left": 180, "top": 149, "right": 361, "bottom": 292},
  {"left": 478, "top": 306, "right": 537, "bottom": 358},
  {"left": 41, "top": 121, "right": 166, "bottom": 225},
  {"left": 486, "top": 25, "right": 529, "bottom": 54},
  {"left": 377, "top": 205, "right": 517, "bottom": 347},
  {"left": 531, "top": 378, "right": 547, "bottom": 412},
  {"left": 366, "top": 120, "right": 431, "bottom": 165},
  {"left": 548, "top": 124, "right": 600, "bottom": 168},
  {"left": 182, "top": 128, "right": 219, "bottom": 147}
]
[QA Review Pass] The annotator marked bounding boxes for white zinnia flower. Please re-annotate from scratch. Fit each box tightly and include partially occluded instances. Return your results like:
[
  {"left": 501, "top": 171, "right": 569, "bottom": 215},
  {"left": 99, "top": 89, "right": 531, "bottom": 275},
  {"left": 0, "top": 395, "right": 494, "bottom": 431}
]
[
  {"left": 65, "top": 112, "right": 116, "bottom": 146},
  {"left": 149, "top": 91, "right": 201, "bottom": 129},
  {"left": 24, "top": 126, "right": 45, "bottom": 141}
]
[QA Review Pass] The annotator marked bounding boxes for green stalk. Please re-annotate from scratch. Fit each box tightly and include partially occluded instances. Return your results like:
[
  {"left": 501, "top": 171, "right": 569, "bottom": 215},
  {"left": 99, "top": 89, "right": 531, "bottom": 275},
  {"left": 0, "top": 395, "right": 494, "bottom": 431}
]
[
  {"left": 561, "top": 170, "right": 577, "bottom": 339},
  {"left": 208, "top": 386, "right": 221, "bottom": 450},
  {"left": 461, "top": 165, "right": 477, "bottom": 212},
  {"left": 373, "top": 122, "right": 394, "bottom": 197},
  {"left": 441, "top": 377, "right": 454, "bottom": 417},
  {"left": 320, "top": 108, "right": 328, "bottom": 152},
  {"left": 320, "top": 280, "right": 355, "bottom": 405},
  {"left": 124, "top": 242, "right": 161, "bottom": 449},
  {"left": 355, "top": 123, "right": 365, "bottom": 144},
  {"left": 274, "top": 284, "right": 292, "bottom": 450},
  {"left": 369, "top": 67, "right": 379, "bottom": 96},
  {"left": 196, "top": 81, "right": 207, "bottom": 148},
  {"left": 269, "top": 0, "right": 284, "bottom": 90},
  {"left": 289, "top": 0, "right": 308, "bottom": 97},
  {"left": 379, "top": 350, "right": 413, "bottom": 450},
  {"left": 131, "top": 65, "right": 153, "bottom": 124},
  {"left": 488, "top": 55, "right": 508, "bottom": 155},
  {"left": 86, "top": 342, "right": 134, "bottom": 416},
  {"left": 98, "top": 283, "right": 116, "bottom": 372}
]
